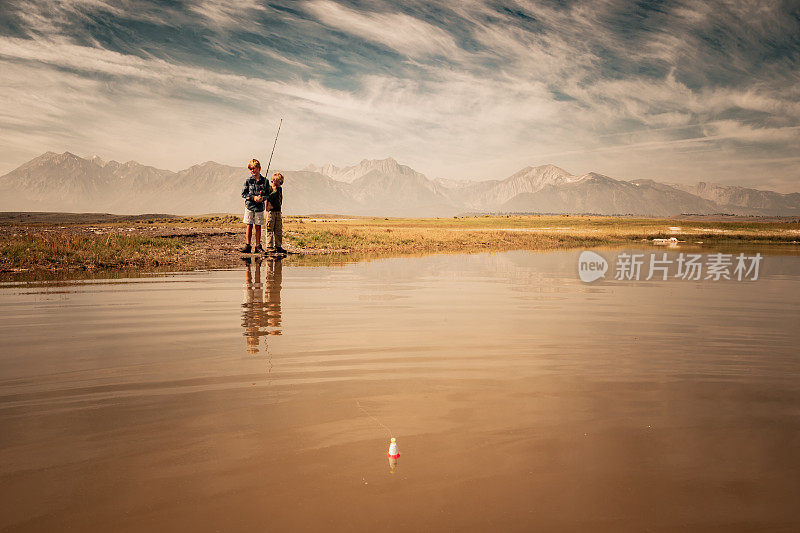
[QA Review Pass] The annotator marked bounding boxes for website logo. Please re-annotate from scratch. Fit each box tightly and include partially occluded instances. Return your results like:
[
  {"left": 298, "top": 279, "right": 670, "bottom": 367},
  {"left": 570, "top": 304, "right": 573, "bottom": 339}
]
[
  {"left": 577, "top": 251, "right": 763, "bottom": 282},
  {"left": 578, "top": 250, "right": 608, "bottom": 283}
]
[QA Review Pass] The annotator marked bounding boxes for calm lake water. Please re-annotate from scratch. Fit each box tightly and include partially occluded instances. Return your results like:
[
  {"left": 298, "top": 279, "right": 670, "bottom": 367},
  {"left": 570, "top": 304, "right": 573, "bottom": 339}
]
[{"left": 1, "top": 247, "right": 799, "bottom": 531}]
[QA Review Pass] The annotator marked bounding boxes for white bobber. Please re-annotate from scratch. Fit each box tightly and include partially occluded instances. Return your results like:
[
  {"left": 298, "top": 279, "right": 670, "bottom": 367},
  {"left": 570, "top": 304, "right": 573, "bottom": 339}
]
[{"left": 387, "top": 437, "right": 400, "bottom": 458}]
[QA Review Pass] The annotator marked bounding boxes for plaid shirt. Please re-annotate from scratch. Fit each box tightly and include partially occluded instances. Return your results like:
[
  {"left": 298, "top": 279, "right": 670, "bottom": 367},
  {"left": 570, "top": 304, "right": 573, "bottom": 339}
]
[{"left": 241, "top": 176, "right": 268, "bottom": 212}]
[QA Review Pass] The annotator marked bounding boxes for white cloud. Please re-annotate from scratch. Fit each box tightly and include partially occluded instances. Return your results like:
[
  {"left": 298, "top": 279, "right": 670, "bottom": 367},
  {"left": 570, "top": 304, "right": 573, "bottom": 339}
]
[
  {"left": 0, "top": 0, "right": 797, "bottom": 192},
  {"left": 186, "top": 0, "right": 268, "bottom": 30},
  {"left": 305, "top": 0, "right": 461, "bottom": 58}
]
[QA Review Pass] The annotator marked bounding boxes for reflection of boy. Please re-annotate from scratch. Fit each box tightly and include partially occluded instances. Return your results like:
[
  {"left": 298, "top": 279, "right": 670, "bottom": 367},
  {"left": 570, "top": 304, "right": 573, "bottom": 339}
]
[
  {"left": 241, "top": 258, "right": 283, "bottom": 355},
  {"left": 242, "top": 259, "right": 263, "bottom": 353},
  {"left": 265, "top": 172, "right": 285, "bottom": 253},
  {"left": 264, "top": 258, "right": 282, "bottom": 331},
  {"left": 240, "top": 158, "right": 267, "bottom": 254}
]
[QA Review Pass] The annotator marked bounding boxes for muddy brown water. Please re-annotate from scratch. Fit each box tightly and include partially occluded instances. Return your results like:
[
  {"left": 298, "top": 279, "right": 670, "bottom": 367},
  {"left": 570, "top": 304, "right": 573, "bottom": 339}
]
[{"left": 1, "top": 247, "right": 799, "bottom": 531}]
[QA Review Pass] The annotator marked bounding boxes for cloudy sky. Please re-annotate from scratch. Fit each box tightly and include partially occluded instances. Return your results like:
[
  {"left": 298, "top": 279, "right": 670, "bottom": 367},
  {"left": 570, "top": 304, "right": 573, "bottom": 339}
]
[{"left": 0, "top": 0, "right": 798, "bottom": 190}]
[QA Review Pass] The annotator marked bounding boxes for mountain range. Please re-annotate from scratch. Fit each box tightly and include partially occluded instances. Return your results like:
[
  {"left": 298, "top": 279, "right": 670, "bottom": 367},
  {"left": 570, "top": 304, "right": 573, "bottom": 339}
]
[{"left": 1, "top": 151, "right": 798, "bottom": 217}]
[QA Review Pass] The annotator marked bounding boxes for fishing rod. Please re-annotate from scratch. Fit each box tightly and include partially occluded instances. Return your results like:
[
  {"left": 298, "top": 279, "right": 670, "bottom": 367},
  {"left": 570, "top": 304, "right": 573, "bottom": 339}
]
[{"left": 264, "top": 118, "right": 283, "bottom": 177}]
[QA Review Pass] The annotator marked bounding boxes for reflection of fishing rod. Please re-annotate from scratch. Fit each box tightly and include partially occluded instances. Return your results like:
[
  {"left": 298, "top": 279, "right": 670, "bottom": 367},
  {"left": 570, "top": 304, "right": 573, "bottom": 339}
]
[{"left": 264, "top": 118, "right": 283, "bottom": 177}]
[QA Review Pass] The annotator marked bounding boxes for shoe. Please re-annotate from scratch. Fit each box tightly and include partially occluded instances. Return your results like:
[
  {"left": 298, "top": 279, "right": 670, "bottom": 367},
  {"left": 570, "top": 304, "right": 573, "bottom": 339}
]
[
  {"left": 253, "top": 245, "right": 265, "bottom": 254},
  {"left": 239, "top": 244, "right": 252, "bottom": 253},
  {"left": 275, "top": 247, "right": 288, "bottom": 254}
]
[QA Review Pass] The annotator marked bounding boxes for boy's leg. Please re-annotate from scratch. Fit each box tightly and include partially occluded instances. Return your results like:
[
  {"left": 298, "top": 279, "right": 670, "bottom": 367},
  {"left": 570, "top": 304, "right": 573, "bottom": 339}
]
[
  {"left": 275, "top": 213, "right": 283, "bottom": 249},
  {"left": 252, "top": 211, "right": 265, "bottom": 253},
  {"left": 240, "top": 223, "right": 253, "bottom": 253},
  {"left": 241, "top": 211, "right": 255, "bottom": 253},
  {"left": 266, "top": 212, "right": 276, "bottom": 248}
]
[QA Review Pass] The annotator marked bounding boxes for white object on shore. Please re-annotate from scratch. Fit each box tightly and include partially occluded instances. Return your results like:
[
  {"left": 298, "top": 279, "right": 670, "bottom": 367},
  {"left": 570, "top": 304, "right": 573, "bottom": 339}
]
[{"left": 652, "top": 237, "right": 679, "bottom": 245}]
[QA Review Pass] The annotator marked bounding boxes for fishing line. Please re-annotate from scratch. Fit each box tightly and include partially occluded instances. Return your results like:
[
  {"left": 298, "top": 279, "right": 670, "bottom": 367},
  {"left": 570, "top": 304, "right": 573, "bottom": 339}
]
[
  {"left": 356, "top": 399, "right": 393, "bottom": 439},
  {"left": 264, "top": 118, "right": 282, "bottom": 177}
]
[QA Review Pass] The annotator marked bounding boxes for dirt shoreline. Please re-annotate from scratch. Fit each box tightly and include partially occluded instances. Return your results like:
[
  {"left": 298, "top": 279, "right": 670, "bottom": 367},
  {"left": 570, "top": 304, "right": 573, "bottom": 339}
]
[
  {"left": 0, "top": 222, "right": 340, "bottom": 274},
  {"left": 2, "top": 212, "right": 799, "bottom": 275}
]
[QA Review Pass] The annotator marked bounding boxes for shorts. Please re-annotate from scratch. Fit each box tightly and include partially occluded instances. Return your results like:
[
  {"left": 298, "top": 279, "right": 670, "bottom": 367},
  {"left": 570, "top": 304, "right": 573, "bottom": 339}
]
[{"left": 243, "top": 209, "right": 265, "bottom": 225}]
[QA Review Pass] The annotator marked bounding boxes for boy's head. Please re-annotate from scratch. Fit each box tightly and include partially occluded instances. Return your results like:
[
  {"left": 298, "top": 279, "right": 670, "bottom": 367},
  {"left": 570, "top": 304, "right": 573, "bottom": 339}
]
[
  {"left": 271, "top": 172, "right": 284, "bottom": 187},
  {"left": 248, "top": 159, "right": 261, "bottom": 176}
]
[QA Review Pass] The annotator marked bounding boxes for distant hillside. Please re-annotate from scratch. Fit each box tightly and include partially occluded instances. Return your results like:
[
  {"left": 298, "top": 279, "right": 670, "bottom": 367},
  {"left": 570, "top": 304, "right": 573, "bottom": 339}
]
[
  {"left": 1, "top": 151, "right": 798, "bottom": 216},
  {"left": 668, "top": 182, "right": 800, "bottom": 216},
  {"left": 500, "top": 174, "right": 718, "bottom": 216},
  {"left": 0, "top": 152, "right": 361, "bottom": 215}
]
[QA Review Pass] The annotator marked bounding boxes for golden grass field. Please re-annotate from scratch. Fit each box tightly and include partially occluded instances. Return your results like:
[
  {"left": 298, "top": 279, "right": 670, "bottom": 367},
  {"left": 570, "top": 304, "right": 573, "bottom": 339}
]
[{"left": 1, "top": 213, "right": 798, "bottom": 273}]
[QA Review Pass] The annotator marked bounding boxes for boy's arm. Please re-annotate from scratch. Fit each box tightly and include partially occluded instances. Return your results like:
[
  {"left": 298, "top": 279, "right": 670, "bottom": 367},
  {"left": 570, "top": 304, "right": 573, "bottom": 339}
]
[
  {"left": 269, "top": 187, "right": 282, "bottom": 210},
  {"left": 242, "top": 180, "right": 262, "bottom": 202},
  {"left": 264, "top": 184, "right": 273, "bottom": 210},
  {"left": 267, "top": 187, "right": 282, "bottom": 210}
]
